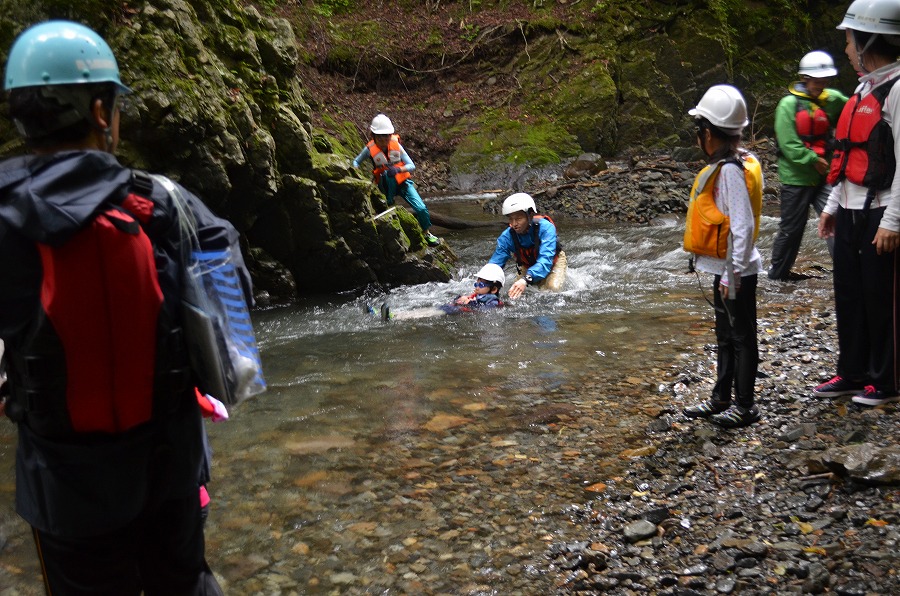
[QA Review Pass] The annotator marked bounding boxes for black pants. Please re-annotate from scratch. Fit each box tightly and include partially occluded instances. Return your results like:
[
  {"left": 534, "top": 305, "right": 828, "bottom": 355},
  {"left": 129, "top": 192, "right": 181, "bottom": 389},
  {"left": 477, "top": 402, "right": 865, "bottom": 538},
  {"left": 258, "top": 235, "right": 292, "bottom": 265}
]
[
  {"left": 832, "top": 206, "right": 899, "bottom": 393},
  {"left": 769, "top": 184, "right": 834, "bottom": 280},
  {"left": 712, "top": 273, "right": 758, "bottom": 407},
  {"left": 33, "top": 492, "right": 223, "bottom": 596}
]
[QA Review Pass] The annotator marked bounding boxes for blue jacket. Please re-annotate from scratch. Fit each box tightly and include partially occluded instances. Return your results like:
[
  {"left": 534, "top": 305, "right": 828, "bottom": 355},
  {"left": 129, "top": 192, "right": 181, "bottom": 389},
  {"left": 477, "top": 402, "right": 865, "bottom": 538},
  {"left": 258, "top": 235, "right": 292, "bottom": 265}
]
[{"left": 488, "top": 217, "right": 558, "bottom": 282}]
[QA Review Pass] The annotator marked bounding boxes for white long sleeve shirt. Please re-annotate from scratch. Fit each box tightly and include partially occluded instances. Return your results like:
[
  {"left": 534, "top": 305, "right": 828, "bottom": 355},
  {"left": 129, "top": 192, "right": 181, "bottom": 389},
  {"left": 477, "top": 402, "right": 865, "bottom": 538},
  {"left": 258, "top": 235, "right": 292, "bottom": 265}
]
[
  {"left": 694, "top": 159, "right": 764, "bottom": 279},
  {"left": 824, "top": 60, "right": 900, "bottom": 232}
]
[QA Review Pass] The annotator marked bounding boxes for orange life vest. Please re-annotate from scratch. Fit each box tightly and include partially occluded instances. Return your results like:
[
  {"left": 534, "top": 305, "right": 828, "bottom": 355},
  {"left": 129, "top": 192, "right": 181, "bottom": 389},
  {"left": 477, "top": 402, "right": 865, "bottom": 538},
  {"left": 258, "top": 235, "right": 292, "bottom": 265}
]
[
  {"left": 367, "top": 135, "right": 411, "bottom": 185},
  {"left": 683, "top": 154, "right": 763, "bottom": 259}
]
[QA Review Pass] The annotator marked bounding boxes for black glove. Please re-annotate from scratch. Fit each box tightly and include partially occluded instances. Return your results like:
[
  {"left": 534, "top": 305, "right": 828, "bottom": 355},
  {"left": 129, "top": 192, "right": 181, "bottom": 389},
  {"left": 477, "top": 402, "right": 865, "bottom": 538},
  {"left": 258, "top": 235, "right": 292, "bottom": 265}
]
[{"left": 385, "top": 166, "right": 401, "bottom": 177}]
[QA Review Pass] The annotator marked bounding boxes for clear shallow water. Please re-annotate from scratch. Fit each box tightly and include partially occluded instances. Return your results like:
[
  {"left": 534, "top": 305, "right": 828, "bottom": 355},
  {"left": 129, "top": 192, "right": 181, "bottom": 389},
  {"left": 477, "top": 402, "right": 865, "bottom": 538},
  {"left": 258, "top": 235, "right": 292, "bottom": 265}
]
[{"left": 0, "top": 203, "right": 834, "bottom": 594}]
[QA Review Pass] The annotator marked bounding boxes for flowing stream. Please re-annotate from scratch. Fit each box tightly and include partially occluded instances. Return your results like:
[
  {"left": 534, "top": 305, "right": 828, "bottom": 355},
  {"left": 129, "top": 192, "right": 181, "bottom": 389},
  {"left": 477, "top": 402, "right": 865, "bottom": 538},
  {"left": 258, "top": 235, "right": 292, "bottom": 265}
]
[{"left": 0, "top": 199, "right": 834, "bottom": 595}]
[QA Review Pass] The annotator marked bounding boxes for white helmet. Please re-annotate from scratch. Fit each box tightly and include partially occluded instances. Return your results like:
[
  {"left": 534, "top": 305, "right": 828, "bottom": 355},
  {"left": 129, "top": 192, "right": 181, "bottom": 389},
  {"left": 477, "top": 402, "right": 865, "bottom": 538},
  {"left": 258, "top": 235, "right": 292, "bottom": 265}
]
[
  {"left": 370, "top": 113, "right": 394, "bottom": 135},
  {"left": 798, "top": 51, "right": 838, "bottom": 78},
  {"left": 838, "top": 0, "right": 900, "bottom": 35},
  {"left": 688, "top": 84, "right": 749, "bottom": 135},
  {"left": 475, "top": 263, "right": 505, "bottom": 286},
  {"left": 502, "top": 192, "right": 537, "bottom": 215}
]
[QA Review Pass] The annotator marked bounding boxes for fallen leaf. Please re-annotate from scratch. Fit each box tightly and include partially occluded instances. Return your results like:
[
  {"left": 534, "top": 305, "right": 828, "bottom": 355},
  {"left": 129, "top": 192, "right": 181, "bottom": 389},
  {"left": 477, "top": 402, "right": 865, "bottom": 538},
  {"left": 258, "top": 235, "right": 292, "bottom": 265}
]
[{"left": 865, "top": 518, "right": 890, "bottom": 527}]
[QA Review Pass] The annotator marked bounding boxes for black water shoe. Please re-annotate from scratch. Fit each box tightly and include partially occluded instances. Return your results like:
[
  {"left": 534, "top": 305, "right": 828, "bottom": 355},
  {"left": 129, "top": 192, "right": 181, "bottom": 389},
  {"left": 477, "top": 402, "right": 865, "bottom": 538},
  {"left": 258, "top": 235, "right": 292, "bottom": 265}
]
[
  {"left": 683, "top": 399, "right": 730, "bottom": 419},
  {"left": 710, "top": 404, "right": 761, "bottom": 428}
]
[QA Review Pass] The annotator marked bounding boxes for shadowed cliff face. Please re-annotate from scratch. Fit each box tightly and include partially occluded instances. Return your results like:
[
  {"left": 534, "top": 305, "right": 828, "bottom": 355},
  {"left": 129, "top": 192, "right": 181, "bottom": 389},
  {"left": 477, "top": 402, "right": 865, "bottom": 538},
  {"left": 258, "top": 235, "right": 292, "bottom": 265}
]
[{"left": 0, "top": 0, "right": 456, "bottom": 302}]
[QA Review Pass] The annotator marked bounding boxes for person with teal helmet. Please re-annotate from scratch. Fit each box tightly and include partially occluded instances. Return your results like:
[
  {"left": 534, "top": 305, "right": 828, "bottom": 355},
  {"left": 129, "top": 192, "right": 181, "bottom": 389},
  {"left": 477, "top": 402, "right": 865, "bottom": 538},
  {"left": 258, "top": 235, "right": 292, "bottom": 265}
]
[
  {"left": 0, "top": 20, "right": 235, "bottom": 594},
  {"left": 5, "top": 20, "right": 131, "bottom": 151}
]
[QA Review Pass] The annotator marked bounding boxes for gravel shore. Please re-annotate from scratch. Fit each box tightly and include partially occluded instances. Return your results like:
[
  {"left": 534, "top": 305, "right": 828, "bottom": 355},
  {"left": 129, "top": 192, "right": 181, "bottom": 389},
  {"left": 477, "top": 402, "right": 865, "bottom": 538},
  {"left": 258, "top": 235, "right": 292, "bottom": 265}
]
[{"left": 547, "top": 278, "right": 900, "bottom": 595}]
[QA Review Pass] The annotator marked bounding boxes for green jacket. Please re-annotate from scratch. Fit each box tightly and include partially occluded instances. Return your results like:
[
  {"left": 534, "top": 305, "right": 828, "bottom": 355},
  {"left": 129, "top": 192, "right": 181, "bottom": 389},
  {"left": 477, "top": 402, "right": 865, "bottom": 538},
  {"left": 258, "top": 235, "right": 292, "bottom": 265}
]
[{"left": 774, "top": 83, "right": 848, "bottom": 186}]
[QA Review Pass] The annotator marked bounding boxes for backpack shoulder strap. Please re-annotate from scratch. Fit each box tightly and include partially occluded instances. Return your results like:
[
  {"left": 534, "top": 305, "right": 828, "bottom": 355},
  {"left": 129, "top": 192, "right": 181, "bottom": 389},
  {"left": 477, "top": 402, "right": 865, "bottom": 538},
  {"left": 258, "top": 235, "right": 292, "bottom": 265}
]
[{"left": 130, "top": 169, "right": 155, "bottom": 198}]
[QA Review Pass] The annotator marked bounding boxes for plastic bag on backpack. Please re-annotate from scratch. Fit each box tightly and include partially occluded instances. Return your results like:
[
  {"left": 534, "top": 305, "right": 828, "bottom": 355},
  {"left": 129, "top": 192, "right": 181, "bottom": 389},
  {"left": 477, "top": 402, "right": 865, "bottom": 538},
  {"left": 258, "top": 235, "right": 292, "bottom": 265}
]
[{"left": 153, "top": 175, "right": 265, "bottom": 405}]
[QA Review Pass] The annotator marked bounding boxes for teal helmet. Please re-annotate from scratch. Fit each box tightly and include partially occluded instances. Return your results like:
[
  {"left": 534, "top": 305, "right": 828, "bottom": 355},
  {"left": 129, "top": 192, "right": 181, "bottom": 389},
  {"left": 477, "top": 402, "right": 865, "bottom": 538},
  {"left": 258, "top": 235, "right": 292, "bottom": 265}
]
[{"left": 4, "top": 20, "right": 130, "bottom": 93}]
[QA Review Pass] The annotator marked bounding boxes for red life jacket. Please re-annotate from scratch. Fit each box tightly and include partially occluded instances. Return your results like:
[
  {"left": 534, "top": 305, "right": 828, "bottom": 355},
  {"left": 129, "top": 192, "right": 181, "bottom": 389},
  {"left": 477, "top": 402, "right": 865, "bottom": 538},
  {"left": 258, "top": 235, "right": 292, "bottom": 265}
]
[
  {"left": 827, "top": 77, "right": 899, "bottom": 189},
  {"left": 367, "top": 135, "right": 411, "bottom": 185},
  {"left": 795, "top": 98, "right": 831, "bottom": 157},
  {"left": 510, "top": 214, "right": 561, "bottom": 268},
  {"left": 6, "top": 172, "right": 191, "bottom": 439}
]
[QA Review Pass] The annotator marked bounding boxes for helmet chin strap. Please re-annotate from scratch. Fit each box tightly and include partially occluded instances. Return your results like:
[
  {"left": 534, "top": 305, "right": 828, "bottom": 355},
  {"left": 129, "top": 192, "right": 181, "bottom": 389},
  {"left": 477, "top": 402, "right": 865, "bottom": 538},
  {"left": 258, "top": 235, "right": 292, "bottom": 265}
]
[
  {"left": 99, "top": 95, "right": 119, "bottom": 153},
  {"left": 857, "top": 33, "right": 880, "bottom": 74}
]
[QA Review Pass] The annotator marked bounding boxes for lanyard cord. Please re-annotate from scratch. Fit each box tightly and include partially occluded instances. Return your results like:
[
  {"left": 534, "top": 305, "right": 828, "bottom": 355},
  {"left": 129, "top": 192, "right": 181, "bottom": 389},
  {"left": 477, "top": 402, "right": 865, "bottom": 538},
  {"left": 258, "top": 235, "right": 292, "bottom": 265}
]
[{"left": 688, "top": 256, "right": 735, "bottom": 327}]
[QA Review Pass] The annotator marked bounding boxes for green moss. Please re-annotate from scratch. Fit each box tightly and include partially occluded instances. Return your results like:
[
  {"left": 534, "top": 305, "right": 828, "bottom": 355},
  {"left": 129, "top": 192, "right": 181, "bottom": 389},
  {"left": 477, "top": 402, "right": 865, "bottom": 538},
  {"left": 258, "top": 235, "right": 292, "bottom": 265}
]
[
  {"left": 313, "top": 0, "right": 355, "bottom": 18},
  {"left": 449, "top": 110, "right": 581, "bottom": 172},
  {"left": 314, "top": 112, "right": 362, "bottom": 157}
]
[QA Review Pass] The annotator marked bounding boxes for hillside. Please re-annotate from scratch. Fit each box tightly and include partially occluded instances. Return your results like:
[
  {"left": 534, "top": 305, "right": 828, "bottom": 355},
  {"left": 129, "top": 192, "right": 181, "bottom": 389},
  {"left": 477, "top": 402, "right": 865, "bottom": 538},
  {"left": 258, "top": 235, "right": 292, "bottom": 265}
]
[{"left": 275, "top": 0, "right": 854, "bottom": 176}]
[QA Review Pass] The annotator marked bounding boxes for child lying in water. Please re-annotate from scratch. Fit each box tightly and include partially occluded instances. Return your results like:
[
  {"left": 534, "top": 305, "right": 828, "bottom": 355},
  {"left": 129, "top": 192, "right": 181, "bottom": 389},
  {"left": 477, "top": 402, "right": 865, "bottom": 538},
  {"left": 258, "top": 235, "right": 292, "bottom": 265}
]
[{"left": 368, "top": 263, "right": 506, "bottom": 320}]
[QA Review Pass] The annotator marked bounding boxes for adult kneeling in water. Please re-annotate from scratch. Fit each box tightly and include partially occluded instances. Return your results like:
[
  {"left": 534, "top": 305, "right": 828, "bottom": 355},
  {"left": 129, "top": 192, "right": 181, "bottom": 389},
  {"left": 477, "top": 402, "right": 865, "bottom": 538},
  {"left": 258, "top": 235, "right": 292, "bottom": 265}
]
[{"left": 488, "top": 193, "right": 567, "bottom": 299}]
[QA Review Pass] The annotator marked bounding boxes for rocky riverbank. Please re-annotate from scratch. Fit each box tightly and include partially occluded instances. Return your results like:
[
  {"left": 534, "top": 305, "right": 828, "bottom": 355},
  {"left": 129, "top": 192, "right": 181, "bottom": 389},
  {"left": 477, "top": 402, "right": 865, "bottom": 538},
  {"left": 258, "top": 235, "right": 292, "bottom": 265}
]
[
  {"left": 473, "top": 142, "right": 781, "bottom": 224},
  {"left": 543, "top": 285, "right": 900, "bottom": 595},
  {"left": 417, "top": 141, "right": 781, "bottom": 227}
]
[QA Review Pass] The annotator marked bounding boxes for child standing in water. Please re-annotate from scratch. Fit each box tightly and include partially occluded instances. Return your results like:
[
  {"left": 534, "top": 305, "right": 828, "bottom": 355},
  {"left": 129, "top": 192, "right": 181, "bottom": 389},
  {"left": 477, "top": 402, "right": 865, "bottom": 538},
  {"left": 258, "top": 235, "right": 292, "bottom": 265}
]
[
  {"left": 353, "top": 113, "right": 440, "bottom": 246},
  {"left": 681, "top": 84, "right": 765, "bottom": 428}
]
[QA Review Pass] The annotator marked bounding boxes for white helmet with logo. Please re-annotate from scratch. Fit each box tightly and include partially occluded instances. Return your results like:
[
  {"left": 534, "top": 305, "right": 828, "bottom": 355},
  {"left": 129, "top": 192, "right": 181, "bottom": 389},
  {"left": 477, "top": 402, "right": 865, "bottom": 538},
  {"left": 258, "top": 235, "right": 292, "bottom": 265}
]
[
  {"left": 838, "top": 0, "right": 900, "bottom": 35},
  {"left": 501, "top": 192, "right": 537, "bottom": 216},
  {"left": 688, "top": 84, "right": 749, "bottom": 135},
  {"left": 370, "top": 113, "right": 394, "bottom": 135},
  {"left": 475, "top": 263, "right": 505, "bottom": 286},
  {"left": 798, "top": 51, "right": 838, "bottom": 78}
]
